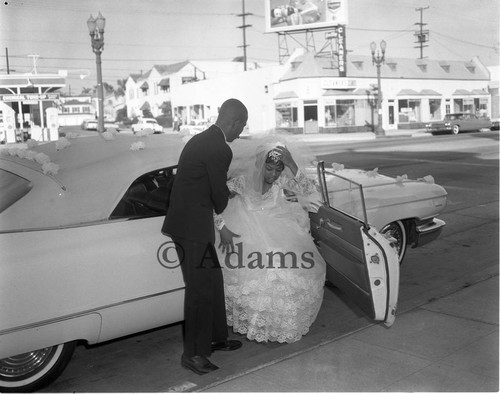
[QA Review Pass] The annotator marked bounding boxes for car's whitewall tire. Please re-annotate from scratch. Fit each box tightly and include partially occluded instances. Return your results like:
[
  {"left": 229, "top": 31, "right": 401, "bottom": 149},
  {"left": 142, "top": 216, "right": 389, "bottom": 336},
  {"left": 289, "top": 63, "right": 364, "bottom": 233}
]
[
  {"left": 380, "top": 220, "right": 407, "bottom": 264},
  {"left": 0, "top": 342, "right": 76, "bottom": 392}
]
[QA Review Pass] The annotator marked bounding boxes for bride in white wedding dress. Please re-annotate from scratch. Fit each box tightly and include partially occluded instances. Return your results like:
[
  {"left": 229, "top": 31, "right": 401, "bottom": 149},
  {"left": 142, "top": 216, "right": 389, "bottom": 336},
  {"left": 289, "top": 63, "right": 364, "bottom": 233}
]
[{"left": 214, "top": 137, "right": 326, "bottom": 343}]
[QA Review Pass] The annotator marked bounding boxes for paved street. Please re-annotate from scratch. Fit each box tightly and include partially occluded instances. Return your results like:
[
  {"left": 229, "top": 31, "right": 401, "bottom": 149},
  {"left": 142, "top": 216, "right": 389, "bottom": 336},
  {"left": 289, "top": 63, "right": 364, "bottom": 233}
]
[{"left": 40, "top": 131, "right": 499, "bottom": 392}]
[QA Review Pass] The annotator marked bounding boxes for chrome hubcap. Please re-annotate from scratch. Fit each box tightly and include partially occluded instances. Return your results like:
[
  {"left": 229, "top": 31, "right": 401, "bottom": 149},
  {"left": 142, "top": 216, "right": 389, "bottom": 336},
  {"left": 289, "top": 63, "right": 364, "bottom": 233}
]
[
  {"left": 0, "top": 347, "right": 56, "bottom": 380},
  {"left": 381, "top": 222, "right": 405, "bottom": 257}
]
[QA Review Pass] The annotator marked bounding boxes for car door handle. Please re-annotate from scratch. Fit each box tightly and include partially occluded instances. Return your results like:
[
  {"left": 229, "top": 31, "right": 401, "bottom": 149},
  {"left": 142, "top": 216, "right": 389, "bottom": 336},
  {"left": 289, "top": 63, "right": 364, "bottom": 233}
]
[
  {"left": 325, "top": 220, "right": 343, "bottom": 232},
  {"left": 315, "top": 218, "right": 343, "bottom": 232}
]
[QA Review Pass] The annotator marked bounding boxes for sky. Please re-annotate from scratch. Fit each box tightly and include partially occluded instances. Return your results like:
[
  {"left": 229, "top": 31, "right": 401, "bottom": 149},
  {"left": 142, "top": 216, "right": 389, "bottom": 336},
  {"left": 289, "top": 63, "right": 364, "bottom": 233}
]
[{"left": 1, "top": 0, "right": 499, "bottom": 94}]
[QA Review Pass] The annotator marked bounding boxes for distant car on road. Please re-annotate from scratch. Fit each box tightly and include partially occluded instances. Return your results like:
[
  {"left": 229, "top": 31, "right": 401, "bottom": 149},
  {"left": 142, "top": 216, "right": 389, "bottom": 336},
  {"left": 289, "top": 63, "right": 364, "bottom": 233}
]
[
  {"left": 81, "top": 119, "right": 97, "bottom": 130},
  {"left": 132, "top": 118, "right": 163, "bottom": 134},
  {"left": 179, "top": 120, "right": 210, "bottom": 135},
  {"left": 425, "top": 113, "right": 492, "bottom": 135},
  {"left": 82, "top": 119, "right": 120, "bottom": 132},
  {"left": 104, "top": 121, "right": 120, "bottom": 132},
  {"left": 491, "top": 118, "right": 499, "bottom": 131}
]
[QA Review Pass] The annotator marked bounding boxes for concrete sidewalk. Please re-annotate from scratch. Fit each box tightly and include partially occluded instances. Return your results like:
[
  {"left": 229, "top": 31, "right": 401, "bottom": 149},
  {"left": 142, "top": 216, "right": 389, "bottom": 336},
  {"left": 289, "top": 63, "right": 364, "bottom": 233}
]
[
  {"left": 165, "top": 128, "right": 428, "bottom": 143},
  {"left": 203, "top": 276, "right": 499, "bottom": 392},
  {"left": 284, "top": 128, "right": 428, "bottom": 143}
]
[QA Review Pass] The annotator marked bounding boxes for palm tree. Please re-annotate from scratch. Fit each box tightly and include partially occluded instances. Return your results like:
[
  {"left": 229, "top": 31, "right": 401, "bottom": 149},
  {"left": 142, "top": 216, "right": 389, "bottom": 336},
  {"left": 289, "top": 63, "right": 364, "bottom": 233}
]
[{"left": 115, "top": 78, "right": 127, "bottom": 97}]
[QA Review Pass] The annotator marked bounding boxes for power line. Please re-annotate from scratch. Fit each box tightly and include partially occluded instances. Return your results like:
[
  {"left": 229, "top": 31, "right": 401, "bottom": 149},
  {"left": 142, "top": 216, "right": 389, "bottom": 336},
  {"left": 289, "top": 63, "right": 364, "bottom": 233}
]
[{"left": 432, "top": 31, "right": 499, "bottom": 51}]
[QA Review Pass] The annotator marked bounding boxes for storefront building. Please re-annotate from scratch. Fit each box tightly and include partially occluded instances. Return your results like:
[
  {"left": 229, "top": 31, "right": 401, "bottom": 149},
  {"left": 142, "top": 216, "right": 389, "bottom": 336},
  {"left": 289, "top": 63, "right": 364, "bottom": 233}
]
[
  {"left": 274, "top": 51, "right": 491, "bottom": 133},
  {"left": 0, "top": 73, "right": 65, "bottom": 142},
  {"left": 169, "top": 49, "right": 492, "bottom": 134}
]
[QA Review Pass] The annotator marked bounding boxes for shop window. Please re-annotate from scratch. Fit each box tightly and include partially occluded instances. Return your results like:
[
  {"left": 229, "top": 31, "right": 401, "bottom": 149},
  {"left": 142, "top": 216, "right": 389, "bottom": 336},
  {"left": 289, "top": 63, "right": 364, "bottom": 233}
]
[
  {"left": 190, "top": 105, "right": 204, "bottom": 123},
  {"left": 177, "top": 106, "right": 187, "bottom": 125},
  {"left": 335, "top": 100, "right": 355, "bottom": 126},
  {"left": 474, "top": 98, "right": 489, "bottom": 118},
  {"left": 325, "top": 105, "right": 335, "bottom": 126},
  {"left": 398, "top": 99, "right": 421, "bottom": 122},
  {"left": 454, "top": 98, "right": 475, "bottom": 114},
  {"left": 275, "top": 104, "right": 298, "bottom": 127},
  {"left": 324, "top": 100, "right": 356, "bottom": 127},
  {"left": 429, "top": 99, "right": 442, "bottom": 120}
]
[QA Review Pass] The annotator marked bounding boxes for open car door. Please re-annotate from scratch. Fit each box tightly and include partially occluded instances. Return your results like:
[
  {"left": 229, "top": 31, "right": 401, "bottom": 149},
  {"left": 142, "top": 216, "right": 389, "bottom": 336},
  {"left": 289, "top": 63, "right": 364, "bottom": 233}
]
[{"left": 310, "top": 161, "right": 400, "bottom": 327}]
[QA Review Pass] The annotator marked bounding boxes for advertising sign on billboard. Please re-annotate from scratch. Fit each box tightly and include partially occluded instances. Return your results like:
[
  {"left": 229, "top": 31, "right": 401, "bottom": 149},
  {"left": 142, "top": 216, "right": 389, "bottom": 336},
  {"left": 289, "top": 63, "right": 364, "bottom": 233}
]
[{"left": 265, "top": 0, "right": 348, "bottom": 33}]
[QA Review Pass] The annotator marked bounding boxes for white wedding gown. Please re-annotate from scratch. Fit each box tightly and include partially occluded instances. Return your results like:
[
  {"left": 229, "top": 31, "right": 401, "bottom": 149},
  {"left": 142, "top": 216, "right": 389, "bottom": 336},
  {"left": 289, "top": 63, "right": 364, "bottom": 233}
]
[{"left": 215, "top": 171, "right": 326, "bottom": 343}]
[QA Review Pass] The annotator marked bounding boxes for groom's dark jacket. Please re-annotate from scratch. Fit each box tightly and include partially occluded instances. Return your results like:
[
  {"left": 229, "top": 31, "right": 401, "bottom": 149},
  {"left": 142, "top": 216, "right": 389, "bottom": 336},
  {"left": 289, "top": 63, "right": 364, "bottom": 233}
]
[{"left": 162, "top": 125, "right": 231, "bottom": 244}]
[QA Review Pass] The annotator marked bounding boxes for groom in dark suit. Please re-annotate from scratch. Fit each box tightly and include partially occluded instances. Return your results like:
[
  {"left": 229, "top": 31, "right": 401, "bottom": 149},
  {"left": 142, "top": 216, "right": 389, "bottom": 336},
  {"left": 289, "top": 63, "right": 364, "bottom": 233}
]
[{"left": 162, "top": 98, "right": 248, "bottom": 375}]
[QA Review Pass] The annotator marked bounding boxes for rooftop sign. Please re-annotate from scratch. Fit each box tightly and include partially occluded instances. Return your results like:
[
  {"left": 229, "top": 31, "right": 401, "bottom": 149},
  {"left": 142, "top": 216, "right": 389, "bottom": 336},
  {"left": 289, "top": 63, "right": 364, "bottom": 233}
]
[{"left": 0, "top": 93, "right": 60, "bottom": 102}]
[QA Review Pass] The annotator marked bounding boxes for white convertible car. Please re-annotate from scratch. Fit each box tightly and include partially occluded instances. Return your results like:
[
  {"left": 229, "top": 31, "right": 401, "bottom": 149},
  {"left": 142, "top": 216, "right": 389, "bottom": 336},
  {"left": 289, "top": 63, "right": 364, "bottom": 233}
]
[{"left": 0, "top": 134, "right": 446, "bottom": 391}]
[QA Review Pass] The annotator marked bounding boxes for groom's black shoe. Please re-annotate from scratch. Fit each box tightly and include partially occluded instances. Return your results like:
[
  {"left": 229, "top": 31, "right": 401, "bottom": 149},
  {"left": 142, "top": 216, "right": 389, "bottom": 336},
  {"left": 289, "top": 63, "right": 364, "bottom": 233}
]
[
  {"left": 181, "top": 354, "right": 219, "bottom": 375},
  {"left": 211, "top": 339, "right": 243, "bottom": 352}
]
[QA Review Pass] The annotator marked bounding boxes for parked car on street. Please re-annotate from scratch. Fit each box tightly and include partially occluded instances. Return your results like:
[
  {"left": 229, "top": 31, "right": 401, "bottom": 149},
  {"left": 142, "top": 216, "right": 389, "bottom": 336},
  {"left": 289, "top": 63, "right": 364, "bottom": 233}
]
[
  {"left": 425, "top": 113, "right": 492, "bottom": 135},
  {"left": 179, "top": 120, "right": 211, "bottom": 135},
  {"left": 81, "top": 119, "right": 97, "bottom": 130},
  {"left": 81, "top": 119, "right": 120, "bottom": 132},
  {"left": 490, "top": 118, "right": 499, "bottom": 131},
  {"left": 131, "top": 118, "right": 163, "bottom": 134},
  {"left": 0, "top": 135, "right": 447, "bottom": 391}
]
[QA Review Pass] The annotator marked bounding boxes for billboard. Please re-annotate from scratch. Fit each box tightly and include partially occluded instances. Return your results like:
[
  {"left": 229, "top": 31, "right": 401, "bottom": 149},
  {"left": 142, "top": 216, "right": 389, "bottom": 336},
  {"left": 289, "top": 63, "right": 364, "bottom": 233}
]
[{"left": 265, "top": 0, "right": 348, "bottom": 33}]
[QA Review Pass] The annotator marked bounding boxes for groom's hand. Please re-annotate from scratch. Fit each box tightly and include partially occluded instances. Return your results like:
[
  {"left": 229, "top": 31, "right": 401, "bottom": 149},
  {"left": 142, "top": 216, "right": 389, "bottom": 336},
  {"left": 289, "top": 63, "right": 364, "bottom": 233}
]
[{"left": 218, "top": 226, "right": 241, "bottom": 254}]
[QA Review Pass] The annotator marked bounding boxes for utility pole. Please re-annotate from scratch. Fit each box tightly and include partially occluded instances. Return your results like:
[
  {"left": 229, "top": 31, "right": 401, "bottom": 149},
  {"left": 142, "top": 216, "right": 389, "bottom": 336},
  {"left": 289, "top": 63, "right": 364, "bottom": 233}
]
[
  {"left": 237, "top": 0, "right": 252, "bottom": 71},
  {"left": 5, "top": 48, "right": 10, "bottom": 74},
  {"left": 414, "top": 6, "right": 429, "bottom": 59}
]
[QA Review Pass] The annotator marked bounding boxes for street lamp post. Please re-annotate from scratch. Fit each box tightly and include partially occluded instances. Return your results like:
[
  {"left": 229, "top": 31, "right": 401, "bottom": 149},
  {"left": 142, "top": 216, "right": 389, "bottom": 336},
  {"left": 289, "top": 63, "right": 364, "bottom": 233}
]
[
  {"left": 370, "top": 40, "right": 386, "bottom": 136},
  {"left": 87, "top": 12, "right": 106, "bottom": 135}
]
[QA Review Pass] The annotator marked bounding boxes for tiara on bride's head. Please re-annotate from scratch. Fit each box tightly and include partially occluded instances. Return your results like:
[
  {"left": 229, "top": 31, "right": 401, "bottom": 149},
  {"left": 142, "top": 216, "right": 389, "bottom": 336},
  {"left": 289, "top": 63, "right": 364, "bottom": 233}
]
[{"left": 267, "top": 148, "right": 282, "bottom": 163}]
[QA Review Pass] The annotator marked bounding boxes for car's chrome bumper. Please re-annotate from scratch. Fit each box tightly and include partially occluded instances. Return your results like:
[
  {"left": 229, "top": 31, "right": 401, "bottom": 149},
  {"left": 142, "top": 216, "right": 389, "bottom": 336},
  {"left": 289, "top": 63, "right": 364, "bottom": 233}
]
[{"left": 414, "top": 218, "right": 446, "bottom": 247}]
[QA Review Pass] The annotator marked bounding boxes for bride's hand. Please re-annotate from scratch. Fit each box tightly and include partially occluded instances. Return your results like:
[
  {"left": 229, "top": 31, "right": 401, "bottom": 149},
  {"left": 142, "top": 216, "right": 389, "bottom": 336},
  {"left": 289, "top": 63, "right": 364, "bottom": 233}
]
[
  {"left": 218, "top": 226, "right": 241, "bottom": 254},
  {"left": 276, "top": 146, "right": 298, "bottom": 175}
]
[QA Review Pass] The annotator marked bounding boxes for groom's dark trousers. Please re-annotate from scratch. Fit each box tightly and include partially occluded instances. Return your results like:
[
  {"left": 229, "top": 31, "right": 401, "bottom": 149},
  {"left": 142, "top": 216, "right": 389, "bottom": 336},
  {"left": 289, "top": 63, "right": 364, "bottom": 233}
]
[{"left": 162, "top": 126, "right": 232, "bottom": 357}]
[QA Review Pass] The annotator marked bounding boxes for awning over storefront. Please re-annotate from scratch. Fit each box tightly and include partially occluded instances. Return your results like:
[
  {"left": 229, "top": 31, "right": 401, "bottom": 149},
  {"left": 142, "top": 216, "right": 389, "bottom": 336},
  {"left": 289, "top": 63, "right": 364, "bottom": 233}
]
[
  {"left": 159, "top": 78, "right": 170, "bottom": 87},
  {"left": 452, "top": 89, "right": 473, "bottom": 95},
  {"left": 471, "top": 89, "right": 489, "bottom": 95},
  {"left": 274, "top": 91, "right": 298, "bottom": 99},
  {"left": 419, "top": 89, "right": 442, "bottom": 96},
  {"left": 397, "top": 89, "right": 420, "bottom": 96},
  {"left": 140, "top": 101, "right": 151, "bottom": 111}
]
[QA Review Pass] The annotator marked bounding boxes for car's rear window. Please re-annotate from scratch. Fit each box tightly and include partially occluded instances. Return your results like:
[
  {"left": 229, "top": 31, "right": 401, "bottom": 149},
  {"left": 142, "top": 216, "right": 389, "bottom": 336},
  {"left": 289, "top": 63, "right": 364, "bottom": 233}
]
[{"left": 0, "top": 169, "right": 32, "bottom": 213}]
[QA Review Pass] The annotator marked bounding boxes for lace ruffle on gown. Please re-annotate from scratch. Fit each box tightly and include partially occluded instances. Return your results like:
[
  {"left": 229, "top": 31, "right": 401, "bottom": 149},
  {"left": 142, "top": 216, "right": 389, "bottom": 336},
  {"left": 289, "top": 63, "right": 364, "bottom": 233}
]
[{"left": 215, "top": 171, "right": 326, "bottom": 343}]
